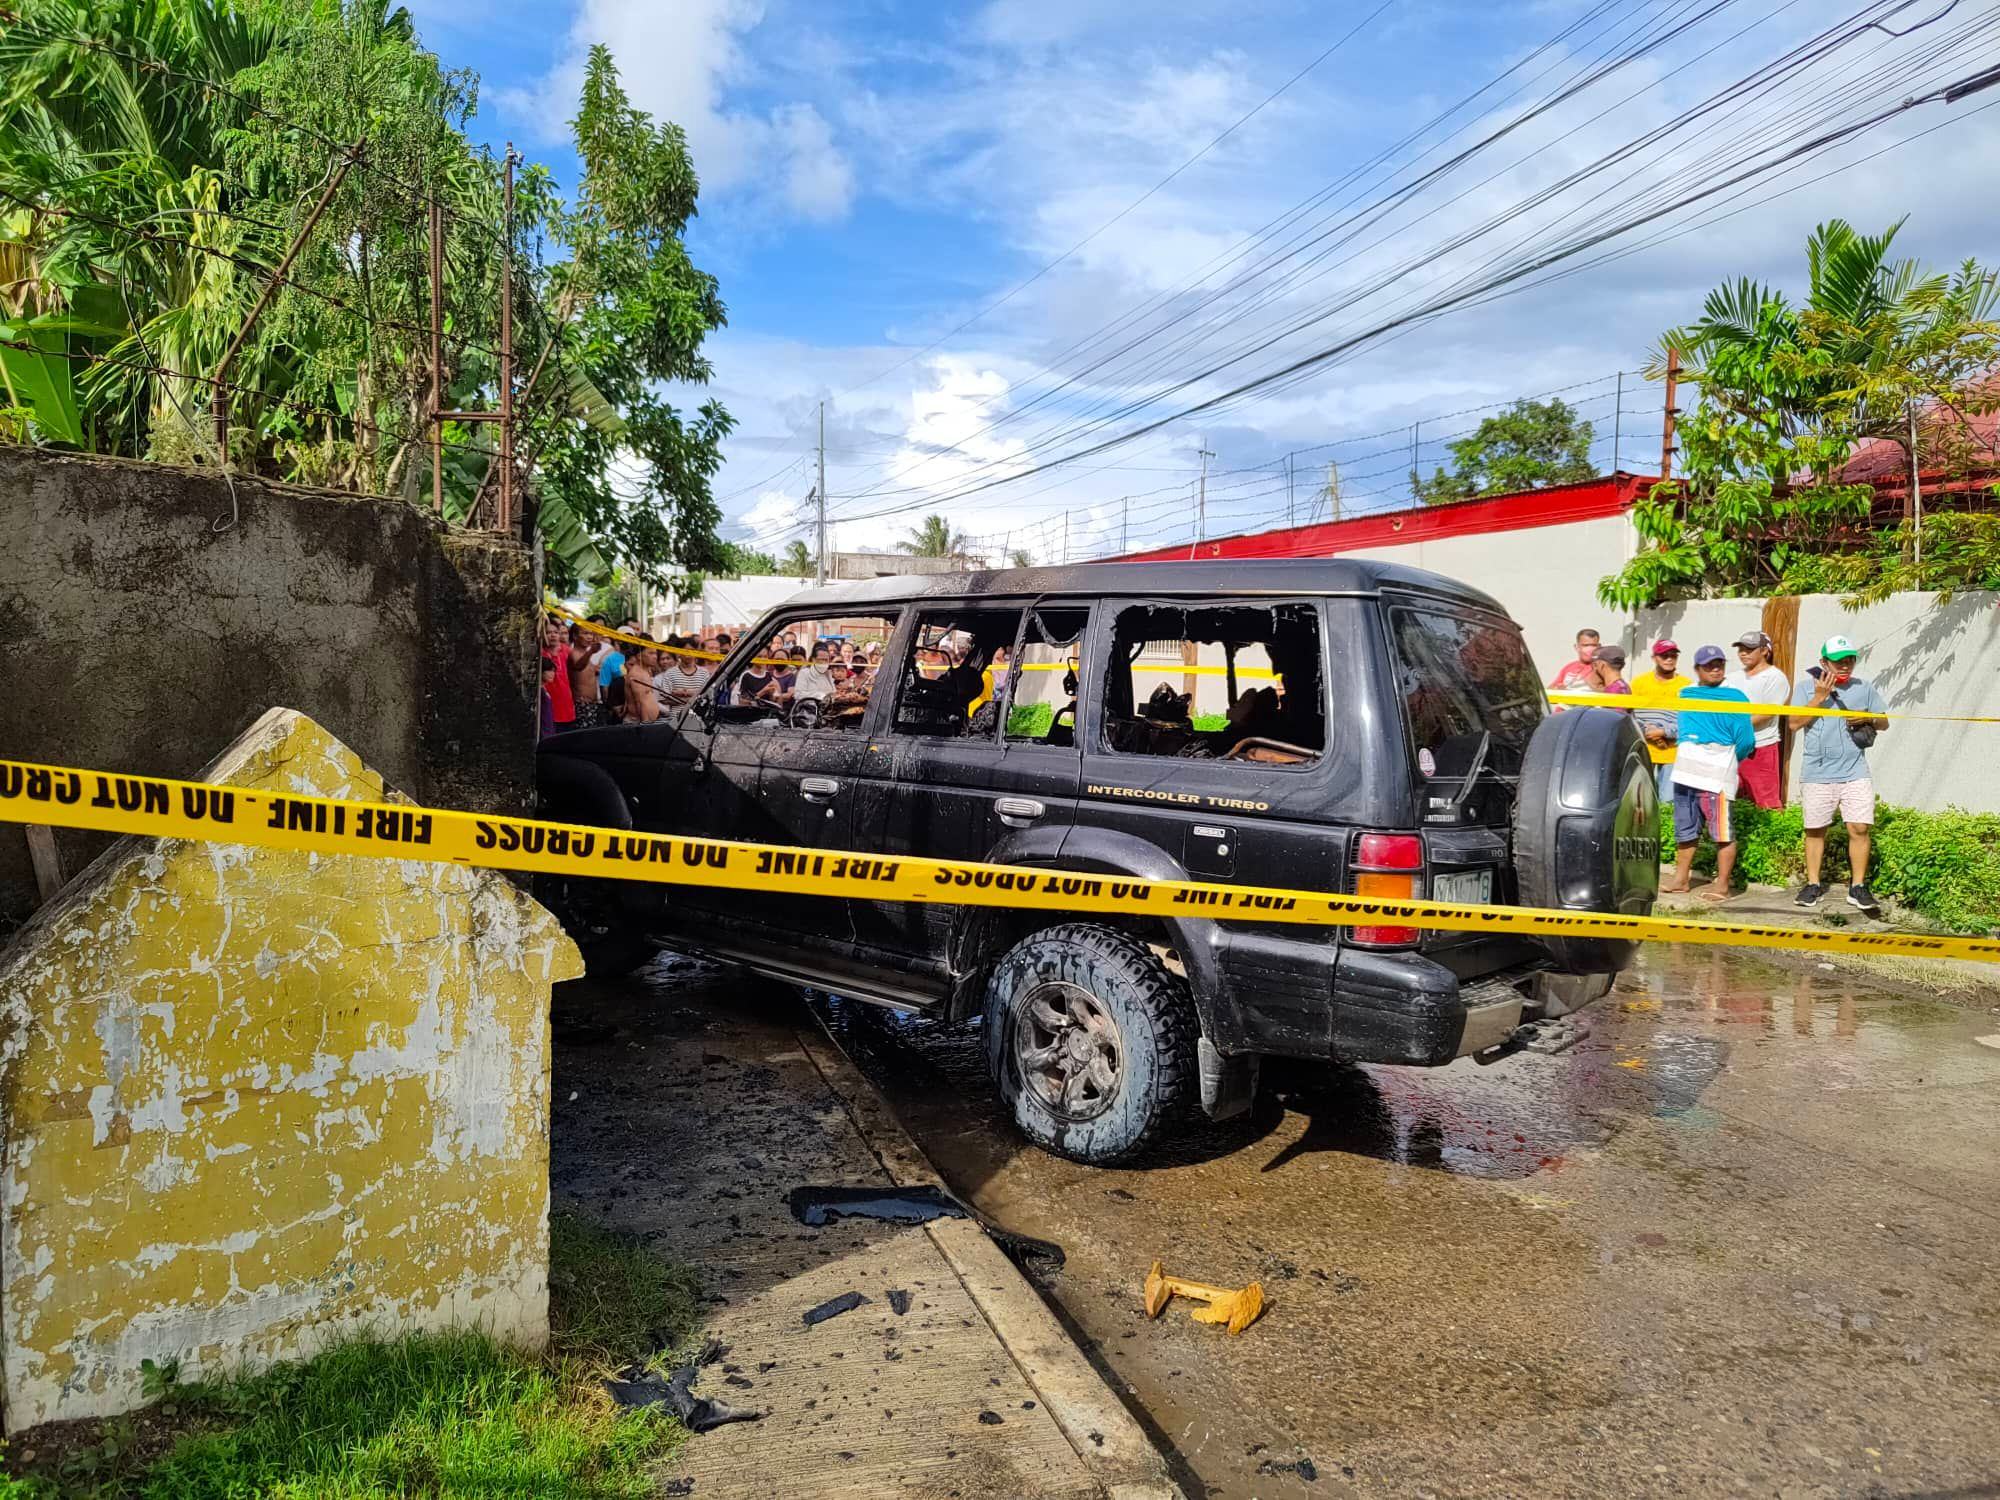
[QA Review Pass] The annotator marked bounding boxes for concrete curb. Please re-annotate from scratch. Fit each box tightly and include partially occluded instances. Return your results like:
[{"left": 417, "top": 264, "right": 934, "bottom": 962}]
[{"left": 795, "top": 1019, "right": 1183, "bottom": 1500}]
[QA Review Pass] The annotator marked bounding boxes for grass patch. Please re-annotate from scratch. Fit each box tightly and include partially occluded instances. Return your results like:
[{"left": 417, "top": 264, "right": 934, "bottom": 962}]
[
  {"left": 548, "top": 1210, "right": 702, "bottom": 1370},
  {"left": 1, "top": 1213, "right": 702, "bottom": 1499}
]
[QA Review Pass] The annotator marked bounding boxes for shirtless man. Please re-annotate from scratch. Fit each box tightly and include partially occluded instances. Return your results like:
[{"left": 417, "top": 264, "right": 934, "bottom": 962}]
[
  {"left": 624, "top": 639, "right": 661, "bottom": 723},
  {"left": 569, "top": 623, "right": 606, "bottom": 728}
]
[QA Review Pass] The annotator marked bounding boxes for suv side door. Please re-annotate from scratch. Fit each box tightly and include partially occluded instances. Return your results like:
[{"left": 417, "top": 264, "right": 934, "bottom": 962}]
[
  {"left": 850, "top": 604, "right": 1017, "bottom": 975},
  {"left": 1074, "top": 597, "right": 1369, "bottom": 1053},
  {"left": 746, "top": 610, "right": 902, "bottom": 951}
]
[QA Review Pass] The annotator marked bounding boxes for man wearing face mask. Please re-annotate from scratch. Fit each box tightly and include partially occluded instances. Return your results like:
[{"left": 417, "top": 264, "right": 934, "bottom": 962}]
[{"left": 1787, "top": 636, "right": 1889, "bottom": 915}]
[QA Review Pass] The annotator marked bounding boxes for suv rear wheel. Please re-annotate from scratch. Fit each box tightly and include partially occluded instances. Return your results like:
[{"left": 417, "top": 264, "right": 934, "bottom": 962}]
[{"left": 982, "top": 923, "right": 1197, "bottom": 1165}]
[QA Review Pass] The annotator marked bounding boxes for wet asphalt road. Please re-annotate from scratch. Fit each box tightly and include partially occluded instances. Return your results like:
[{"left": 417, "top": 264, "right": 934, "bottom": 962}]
[{"left": 805, "top": 949, "right": 2000, "bottom": 1500}]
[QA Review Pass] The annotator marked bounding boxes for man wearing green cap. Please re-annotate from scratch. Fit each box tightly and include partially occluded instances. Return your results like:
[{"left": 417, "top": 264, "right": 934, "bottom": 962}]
[{"left": 1787, "top": 636, "right": 1889, "bottom": 914}]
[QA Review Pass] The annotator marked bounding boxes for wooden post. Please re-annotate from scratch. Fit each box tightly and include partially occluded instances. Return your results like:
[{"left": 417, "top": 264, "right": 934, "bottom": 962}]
[
  {"left": 1762, "top": 595, "right": 1800, "bottom": 803},
  {"left": 23, "top": 826, "right": 64, "bottom": 905}
]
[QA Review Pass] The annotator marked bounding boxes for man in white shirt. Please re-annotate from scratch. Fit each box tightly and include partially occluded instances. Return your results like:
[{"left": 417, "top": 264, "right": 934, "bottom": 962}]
[{"left": 1725, "top": 630, "right": 1791, "bottom": 809}]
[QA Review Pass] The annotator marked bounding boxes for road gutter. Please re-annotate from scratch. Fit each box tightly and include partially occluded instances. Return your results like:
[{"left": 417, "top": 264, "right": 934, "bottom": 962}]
[{"left": 795, "top": 1019, "right": 1183, "bottom": 1500}]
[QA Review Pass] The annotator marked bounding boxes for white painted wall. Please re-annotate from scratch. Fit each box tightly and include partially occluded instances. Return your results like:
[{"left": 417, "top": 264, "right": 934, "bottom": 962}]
[
  {"left": 1331, "top": 512, "right": 1636, "bottom": 681},
  {"left": 1638, "top": 590, "right": 2000, "bottom": 814}
]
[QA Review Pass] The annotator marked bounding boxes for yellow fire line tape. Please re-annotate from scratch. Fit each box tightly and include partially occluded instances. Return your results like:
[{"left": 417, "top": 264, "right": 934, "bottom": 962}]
[
  {"left": 6, "top": 758, "right": 1996, "bottom": 964},
  {"left": 1548, "top": 690, "right": 2000, "bottom": 723}
]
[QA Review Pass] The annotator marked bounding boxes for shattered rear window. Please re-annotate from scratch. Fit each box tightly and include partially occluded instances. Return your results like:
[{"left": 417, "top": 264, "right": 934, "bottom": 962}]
[{"left": 1100, "top": 603, "right": 1325, "bottom": 768}]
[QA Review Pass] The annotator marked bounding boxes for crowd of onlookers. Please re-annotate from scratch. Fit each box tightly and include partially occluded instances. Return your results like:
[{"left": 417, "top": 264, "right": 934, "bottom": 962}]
[
  {"left": 1548, "top": 626, "right": 1890, "bottom": 915},
  {"left": 539, "top": 616, "right": 888, "bottom": 733}
]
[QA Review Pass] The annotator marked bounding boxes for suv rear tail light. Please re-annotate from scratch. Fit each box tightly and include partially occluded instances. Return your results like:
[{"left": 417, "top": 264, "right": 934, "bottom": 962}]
[{"left": 1351, "top": 832, "right": 1424, "bottom": 946}]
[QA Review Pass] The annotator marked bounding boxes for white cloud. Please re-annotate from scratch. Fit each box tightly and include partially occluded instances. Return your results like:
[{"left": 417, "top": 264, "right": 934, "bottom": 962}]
[
  {"left": 684, "top": 1, "right": 2000, "bottom": 560},
  {"left": 501, "top": 0, "right": 855, "bottom": 221}
]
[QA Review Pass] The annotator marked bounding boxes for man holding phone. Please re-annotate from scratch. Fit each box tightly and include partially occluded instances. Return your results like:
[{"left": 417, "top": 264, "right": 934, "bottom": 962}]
[{"left": 1787, "top": 636, "right": 1889, "bottom": 914}]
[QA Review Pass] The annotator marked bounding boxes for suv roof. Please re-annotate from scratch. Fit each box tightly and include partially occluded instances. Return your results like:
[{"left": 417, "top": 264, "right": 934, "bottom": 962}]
[{"left": 776, "top": 558, "right": 1510, "bottom": 616}]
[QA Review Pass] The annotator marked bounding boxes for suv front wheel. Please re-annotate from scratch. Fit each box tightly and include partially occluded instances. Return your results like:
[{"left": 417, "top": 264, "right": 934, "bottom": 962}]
[{"left": 983, "top": 923, "right": 1197, "bottom": 1165}]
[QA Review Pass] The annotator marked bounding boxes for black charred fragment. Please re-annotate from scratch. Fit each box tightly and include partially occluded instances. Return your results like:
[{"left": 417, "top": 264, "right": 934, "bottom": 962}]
[
  {"left": 802, "top": 1290, "right": 870, "bottom": 1327},
  {"left": 886, "top": 1288, "right": 912, "bottom": 1316}
]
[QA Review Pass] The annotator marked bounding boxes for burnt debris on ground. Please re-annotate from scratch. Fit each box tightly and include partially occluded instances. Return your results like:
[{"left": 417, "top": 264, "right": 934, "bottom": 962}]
[
  {"left": 785, "top": 1180, "right": 1068, "bottom": 1273},
  {"left": 801, "top": 1290, "right": 871, "bottom": 1328},
  {"left": 785, "top": 1184, "right": 968, "bottom": 1227},
  {"left": 603, "top": 1336, "right": 764, "bottom": 1433}
]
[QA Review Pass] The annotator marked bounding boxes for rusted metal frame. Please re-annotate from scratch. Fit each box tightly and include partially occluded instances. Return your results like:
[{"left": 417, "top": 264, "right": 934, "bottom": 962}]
[
  {"left": 211, "top": 147, "right": 358, "bottom": 465},
  {"left": 429, "top": 196, "right": 444, "bottom": 514},
  {"left": 499, "top": 145, "right": 518, "bottom": 535}
]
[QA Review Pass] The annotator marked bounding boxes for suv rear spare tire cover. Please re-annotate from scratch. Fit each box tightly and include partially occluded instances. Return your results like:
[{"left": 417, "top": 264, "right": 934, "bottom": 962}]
[{"left": 1511, "top": 707, "right": 1658, "bottom": 974}]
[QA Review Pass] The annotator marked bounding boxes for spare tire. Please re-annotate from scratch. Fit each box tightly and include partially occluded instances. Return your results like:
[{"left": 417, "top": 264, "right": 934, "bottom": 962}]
[{"left": 1512, "top": 707, "right": 1658, "bottom": 975}]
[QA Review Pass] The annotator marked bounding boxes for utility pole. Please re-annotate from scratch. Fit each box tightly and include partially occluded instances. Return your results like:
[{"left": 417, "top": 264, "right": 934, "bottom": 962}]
[
  {"left": 1326, "top": 460, "right": 1342, "bottom": 523},
  {"left": 1120, "top": 496, "right": 1129, "bottom": 555},
  {"left": 1661, "top": 347, "right": 1680, "bottom": 481},
  {"left": 1062, "top": 511, "right": 1070, "bottom": 565},
  {"left": 1286, "top": 452, "right": 1295, "bottom": 526},
  {"left": 815, "top": 400, "right": 827, "bottom": 584},
  {"left": 1612, "top": 370, "right": 1623, "bottom": 473},
  {"left": 1196, "top": 442, "right": 1214, "bottom": 543}
]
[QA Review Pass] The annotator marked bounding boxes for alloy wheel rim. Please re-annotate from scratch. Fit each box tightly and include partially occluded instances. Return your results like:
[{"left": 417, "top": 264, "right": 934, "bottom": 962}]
[{"left": 1014, "top": 981, "right": 1123, "bottom": 1122}]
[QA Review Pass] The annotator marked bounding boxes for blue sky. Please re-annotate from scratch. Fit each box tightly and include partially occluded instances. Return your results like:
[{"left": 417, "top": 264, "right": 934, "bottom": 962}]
[{"left": 402, "top": 0, "right": 2000, "bottom": 563}]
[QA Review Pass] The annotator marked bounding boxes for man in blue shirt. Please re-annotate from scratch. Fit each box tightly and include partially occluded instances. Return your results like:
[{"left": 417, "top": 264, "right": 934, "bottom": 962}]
[
  {"left": 1787, "top": 635, "right": 1889, "bottom": 914},
  {"left": 1663, "top": 645, "right": 1756, "bottom": 899}
]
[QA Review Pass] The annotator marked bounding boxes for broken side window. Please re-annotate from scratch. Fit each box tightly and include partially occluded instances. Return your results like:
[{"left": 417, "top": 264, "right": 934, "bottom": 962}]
[
  {"left": 891, "top": 609, "right": 1025, "bottom": 740},
  {"left": 1100, "top": 602, "right": 1326, "bottom": 766},
  {"left": 1004, "top": 607, "right": 1090, "bottom": 746}
]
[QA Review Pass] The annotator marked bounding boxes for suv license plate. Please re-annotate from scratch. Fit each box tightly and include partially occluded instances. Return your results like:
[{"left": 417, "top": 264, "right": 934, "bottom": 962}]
[{"left": 1433, "top": 870, "right": 1493, "bottom": 905}]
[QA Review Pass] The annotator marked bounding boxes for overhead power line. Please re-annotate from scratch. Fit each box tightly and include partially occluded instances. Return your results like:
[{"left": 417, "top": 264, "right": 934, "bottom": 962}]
[{"left": 827, "top": 0, "right": 1400, "bottom": 405}]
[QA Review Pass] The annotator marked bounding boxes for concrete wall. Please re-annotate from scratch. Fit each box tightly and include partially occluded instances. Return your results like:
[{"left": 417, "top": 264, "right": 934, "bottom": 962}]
[
  {"left": 0, "top": 448, "right": 540, "bottom": 929},
  {"left": 0, "top": 710, "right": 581, "bottom": 1430},
  {"left": 1333, "top": 512, "right": 1635, "bottom": 681},
  {"left": 1638, "top": 590, "right": 2000, "bottom": 814}
]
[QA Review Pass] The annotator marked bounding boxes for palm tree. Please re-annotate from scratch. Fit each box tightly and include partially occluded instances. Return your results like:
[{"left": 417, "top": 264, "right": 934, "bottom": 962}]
[
  {"left": 1653, "top": 219, "right": 2000, "bottom": 489},
  {"left": 781, "top": 539, "right": 811, "bottom": 575},
  {"left": 896, "top": 513, "right": 969, "bottom": 558}
]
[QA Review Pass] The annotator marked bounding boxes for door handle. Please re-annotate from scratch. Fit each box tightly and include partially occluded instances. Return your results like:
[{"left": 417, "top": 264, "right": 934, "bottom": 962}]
[
  {"left": 995, "top": 796, "right": 1045, "bottom": 827},
  {"left": 801, "top": 776, "right": 841, "bottom": 802}
]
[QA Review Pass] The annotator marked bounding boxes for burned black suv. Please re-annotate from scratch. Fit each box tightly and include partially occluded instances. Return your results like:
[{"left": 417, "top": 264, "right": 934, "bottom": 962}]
[{"left": 537, "top": 560, "right": 1658, "bottom": 1164}]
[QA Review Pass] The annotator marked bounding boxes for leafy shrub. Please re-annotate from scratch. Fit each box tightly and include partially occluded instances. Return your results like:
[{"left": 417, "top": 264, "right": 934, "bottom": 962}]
[{"left": 1657, "top": 797, "right": 2000, "bottom": 932}]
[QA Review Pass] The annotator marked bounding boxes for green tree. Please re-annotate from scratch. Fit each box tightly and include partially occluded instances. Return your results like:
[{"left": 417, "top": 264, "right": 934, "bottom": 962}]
[
  {"left": 897, "top": 513, "right": 969, "bottom": 558},
  {"left": 1008, "top": 547, "right": 1033, "bottom": 568},
  {"left": 1599, "top": 219, "right": 2000, "bottom": 608},
  {"left": 0, "top": 3, "right": 732, "bottom": 591},
  {"left": 584, "top": 570, "right": 635, "bottom": 624},
  {"left": 780, "top": 539, "right": 811, "bottom": 575},
  {"left": 713, "top": 541, "right": 777, "bottom": 576},
  {"left": 1411, "top": 398, "right": 1594, "bottom": 505}
]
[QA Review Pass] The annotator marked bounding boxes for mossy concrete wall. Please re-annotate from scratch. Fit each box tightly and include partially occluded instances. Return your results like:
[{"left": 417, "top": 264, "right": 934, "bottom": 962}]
[
  {"left": 0, "top": 710, "right": 581, "bottom": 1430},
  {"left": 0, "top": 448, "right": 540, "bottom": 929}
]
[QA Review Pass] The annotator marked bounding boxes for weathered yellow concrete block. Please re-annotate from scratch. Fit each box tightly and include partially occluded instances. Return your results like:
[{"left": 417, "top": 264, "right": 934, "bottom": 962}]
[{"left": 0, "top": 709, "right": 581, "bottom": 1430}]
